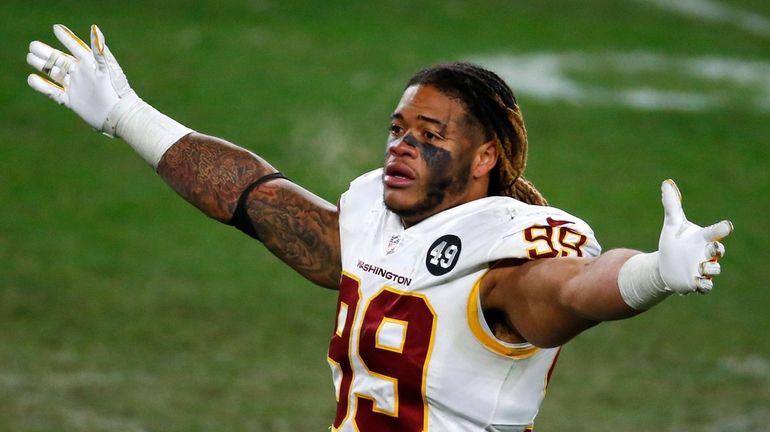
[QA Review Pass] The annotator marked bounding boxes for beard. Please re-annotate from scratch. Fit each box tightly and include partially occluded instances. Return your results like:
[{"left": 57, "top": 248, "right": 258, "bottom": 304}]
[{"left": 385, "top": 159, "right": 471, "bottom": 223}]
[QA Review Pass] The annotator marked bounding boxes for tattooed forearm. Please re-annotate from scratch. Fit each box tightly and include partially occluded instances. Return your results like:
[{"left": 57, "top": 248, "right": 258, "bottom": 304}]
[
  {"left": 156, "top": 132, "right": 342, "bottom": 288},
  {"left": 251, "top": 183, "right": 342, "bottom": 289},
  {"left": 157, "top": 133, "right": 276, "bottom": 222}
]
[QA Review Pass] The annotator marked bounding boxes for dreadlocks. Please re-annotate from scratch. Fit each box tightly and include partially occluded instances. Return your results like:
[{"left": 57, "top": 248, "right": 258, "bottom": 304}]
[{"left": 406, "top": 62, "right": 548, "bottom": 206}]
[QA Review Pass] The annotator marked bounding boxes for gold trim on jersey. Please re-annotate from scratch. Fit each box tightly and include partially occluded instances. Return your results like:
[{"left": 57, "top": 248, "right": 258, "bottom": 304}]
[
  {"left": 329, "top": 271, "right": 364, "bottom": 430},
  {"left": 354, "top": 373, "right": 400, "bottom": 417},
  {"left": 375, "top": 317, "right": 408, "bottom": 353},
  {"left": 336, "top": 302, "right": 350, "bottom": 337},
  {"left": 329, "top": 282, "right": 438, "bottom": 431},
  {"left": 328, "top": 356, "right": 343, "bottom": 403},
  {"left": 467, "top": 275, "right": 539, "bottom": 359}
]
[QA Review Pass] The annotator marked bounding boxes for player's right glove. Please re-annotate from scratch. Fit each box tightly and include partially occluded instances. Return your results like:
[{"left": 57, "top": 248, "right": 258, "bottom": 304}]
[
  {"left": 27, "top": 24, "right": 134, "bottom": 136},
  {"left": 27, "top": 24, "right": 192, "bottom": 169},
  {"left": 618, "top": 180, "right": 733, "bottom": 310}
]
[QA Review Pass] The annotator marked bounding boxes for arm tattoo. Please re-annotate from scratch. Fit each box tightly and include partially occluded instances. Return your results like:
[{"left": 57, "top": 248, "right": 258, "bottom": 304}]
[
  {"left": 157, "top": 133, "right": 342, "bottom": 288},
  {"left": 252, "top": 184, "right": 342, "bottom": 288},
  {"left": 158, "top": 133, "right": 274, "bottom": 222}
]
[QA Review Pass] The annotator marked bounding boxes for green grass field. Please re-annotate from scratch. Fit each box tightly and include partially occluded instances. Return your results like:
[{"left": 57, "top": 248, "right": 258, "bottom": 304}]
[{"left": 1, "top": 0, "right": 768, "bottom": 430}]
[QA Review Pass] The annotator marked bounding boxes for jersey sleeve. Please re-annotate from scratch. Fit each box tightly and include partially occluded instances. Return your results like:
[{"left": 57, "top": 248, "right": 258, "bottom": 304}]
[
  {"left": 487, "top": 206, "right": 601, "bottom": 262},
  {"left": 338, "top": 168, "right": 384, "bottom": 230}
]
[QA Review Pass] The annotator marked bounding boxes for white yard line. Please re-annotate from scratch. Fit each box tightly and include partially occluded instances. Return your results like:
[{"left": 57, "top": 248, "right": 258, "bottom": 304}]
[
  {"left": 639, "top": 0, "right": 770, "bottom": 38},
  {"left": 720, "top": 354, "right": 770, "bottom": 381},
  {"left": 470, "top": 52, "right": 770, "bottom": 112}
]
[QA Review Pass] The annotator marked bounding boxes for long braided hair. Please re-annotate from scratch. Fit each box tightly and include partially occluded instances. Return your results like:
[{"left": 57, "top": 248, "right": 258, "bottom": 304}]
[{"left": 406, "top": 62, "right": 548, "bottom": 206}]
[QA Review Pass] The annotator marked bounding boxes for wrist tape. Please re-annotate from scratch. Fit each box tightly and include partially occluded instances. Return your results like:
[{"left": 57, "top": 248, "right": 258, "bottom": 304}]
[
  {"left": 617, "top": 252, "right": 671, "bottom": 310},
  {"left": 103, "top": 93, "right": 193, "bottom": 170}
]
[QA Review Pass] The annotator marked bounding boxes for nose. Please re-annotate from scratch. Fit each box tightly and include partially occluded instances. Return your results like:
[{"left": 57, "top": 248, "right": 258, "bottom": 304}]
[{"left": 388, "top": 135, "right": 419, "bottom": 158}]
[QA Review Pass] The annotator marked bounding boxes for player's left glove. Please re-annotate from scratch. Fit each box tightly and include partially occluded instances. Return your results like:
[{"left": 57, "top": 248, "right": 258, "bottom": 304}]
[
  {"left": 658, "top": 179, "right": 733, "bottom": 294},
  {"left": 618, "top": 179, "right": 733, "bottom": 310}
]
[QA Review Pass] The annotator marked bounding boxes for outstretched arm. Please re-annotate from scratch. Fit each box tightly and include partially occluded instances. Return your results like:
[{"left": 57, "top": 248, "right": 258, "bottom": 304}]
[
  {"left": 26, "top": 24, "right": 342, "bottom": 288},
  {"left": 157, "top": 134, "right": 341, "bottom": 288},
  {"left": 482, "top": 180, "right": 733, "bottom": 348}
]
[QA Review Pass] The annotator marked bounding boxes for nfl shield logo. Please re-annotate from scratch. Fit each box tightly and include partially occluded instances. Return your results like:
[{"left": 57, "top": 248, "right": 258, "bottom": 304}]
[{"left": 385, "top": 234, "right": 401, "bottom": 255}]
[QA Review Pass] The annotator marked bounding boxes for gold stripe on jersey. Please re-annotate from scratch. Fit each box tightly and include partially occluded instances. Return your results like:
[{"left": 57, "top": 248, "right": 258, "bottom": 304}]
[
  {"left": 352, "top": 285, "right": 438, "bottom": 429},
  {"left": 328, "top": 356, "right": 343, "bottom": 402},
  {"left": 354, "top": 373, "right": 400, "bottom": 417},
  {"left": 329, "top": 271, "right": 363, "bottom": 430},
  {"left": 375, "top": 317, "right": 408, "bottom": 353},
  {"left": 467, "top": 276, "right": 539, "bottom": 359},
  {"left": 336, "top": 302, "right": 350, "bottom": 337}
]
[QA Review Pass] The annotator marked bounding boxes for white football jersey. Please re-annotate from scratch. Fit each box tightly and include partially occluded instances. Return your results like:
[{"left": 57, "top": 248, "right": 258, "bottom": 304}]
[{"left": 329, "top": 169, "right": 601, "bottom": 432}]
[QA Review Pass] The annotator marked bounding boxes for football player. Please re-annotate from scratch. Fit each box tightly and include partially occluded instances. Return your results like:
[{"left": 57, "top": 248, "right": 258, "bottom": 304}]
[{"left": 27, "top": 25, "right": 732, "bottom": 431}]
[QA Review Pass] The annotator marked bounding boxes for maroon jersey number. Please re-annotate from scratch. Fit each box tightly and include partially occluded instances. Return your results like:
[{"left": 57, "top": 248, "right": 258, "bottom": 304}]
[{"left": 328, "top": 274, "right": 436, "bottom": 431}]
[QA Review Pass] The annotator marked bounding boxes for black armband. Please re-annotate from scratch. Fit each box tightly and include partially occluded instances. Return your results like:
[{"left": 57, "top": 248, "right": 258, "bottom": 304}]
[{"left": 228, "top": 172, "right": 289, "bottom": 240}]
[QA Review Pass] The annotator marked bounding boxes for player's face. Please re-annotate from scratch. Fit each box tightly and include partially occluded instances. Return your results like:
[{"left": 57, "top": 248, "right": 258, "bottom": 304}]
[{"left": 383, "top": 84, "right": 484, "bottom": 227}]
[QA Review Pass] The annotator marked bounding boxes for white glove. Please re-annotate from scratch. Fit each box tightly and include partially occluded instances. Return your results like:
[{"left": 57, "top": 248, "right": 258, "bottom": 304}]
[
  {"left": 618, "top": 179, "right": 733, "bottom": 310},
  {"left": 26, "top": 24, "right": 192, "bottom": 169},
  {"left": 658, "top": 179, "right": 733, "bottom": 294},
  {"left": 26, "top": 24, "right": 136, "bottom": 135}
]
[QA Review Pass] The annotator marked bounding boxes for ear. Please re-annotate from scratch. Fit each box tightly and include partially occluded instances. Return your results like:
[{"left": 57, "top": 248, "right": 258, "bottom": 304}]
[{"left": 473, "top": 140, "right": 499, "bottom": 178}]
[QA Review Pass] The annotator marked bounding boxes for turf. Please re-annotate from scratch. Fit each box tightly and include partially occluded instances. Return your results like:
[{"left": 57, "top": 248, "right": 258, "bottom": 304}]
[{"left": 1, "top": 0, "right": 768, "bottom": 430}]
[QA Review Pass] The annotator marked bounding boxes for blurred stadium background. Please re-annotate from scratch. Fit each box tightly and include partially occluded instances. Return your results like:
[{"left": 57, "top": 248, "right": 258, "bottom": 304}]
[{"left": 1, "top": 0, "right": 768, "bottom": 430}]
